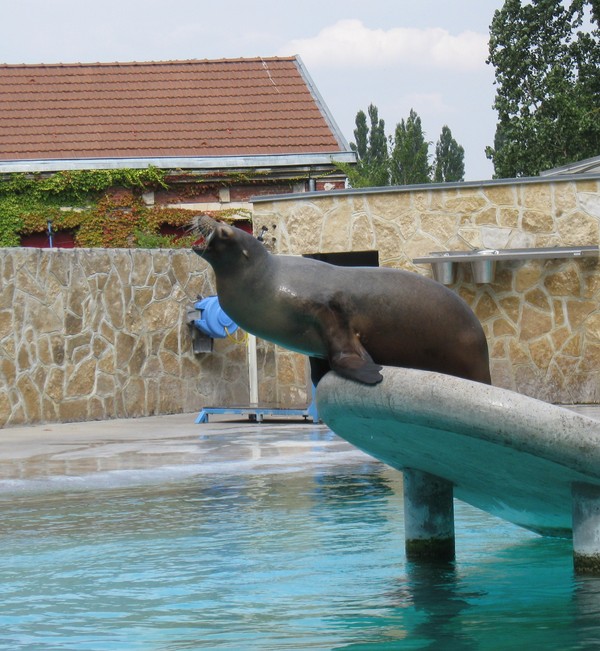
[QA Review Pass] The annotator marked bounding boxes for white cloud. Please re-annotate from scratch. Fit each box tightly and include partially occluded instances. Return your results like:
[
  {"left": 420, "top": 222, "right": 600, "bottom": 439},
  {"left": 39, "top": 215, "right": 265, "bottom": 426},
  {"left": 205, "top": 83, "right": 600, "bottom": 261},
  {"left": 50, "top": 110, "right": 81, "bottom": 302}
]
[{"left": 281, "top": 19, "right": 488, "bottom": 72}]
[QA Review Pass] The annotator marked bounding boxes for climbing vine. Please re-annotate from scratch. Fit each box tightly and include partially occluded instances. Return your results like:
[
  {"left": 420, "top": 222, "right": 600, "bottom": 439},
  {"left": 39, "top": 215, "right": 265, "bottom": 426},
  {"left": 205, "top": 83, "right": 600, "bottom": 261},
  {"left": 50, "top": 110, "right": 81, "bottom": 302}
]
[{"left": 0, "top": 168, "right": 254, "bottom": 248}]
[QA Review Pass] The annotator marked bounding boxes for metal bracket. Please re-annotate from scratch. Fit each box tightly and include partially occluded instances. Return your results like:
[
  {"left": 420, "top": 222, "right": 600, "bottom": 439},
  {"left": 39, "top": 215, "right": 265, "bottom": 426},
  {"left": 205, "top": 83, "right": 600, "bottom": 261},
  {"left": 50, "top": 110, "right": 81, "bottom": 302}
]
[
  {"left": 186, "top": 308, "right": 213, "bottom": 353},
  {"left": 414, "top": 245, "right": 599, "bottom": 284}
]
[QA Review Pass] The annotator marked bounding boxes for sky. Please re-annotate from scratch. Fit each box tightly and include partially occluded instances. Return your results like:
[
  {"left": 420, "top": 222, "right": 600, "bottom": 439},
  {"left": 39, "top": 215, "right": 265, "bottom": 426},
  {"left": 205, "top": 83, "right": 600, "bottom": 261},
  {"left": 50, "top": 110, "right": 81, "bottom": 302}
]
[{"left": 1, "top": 0, "right": 506, "bottom": 181}]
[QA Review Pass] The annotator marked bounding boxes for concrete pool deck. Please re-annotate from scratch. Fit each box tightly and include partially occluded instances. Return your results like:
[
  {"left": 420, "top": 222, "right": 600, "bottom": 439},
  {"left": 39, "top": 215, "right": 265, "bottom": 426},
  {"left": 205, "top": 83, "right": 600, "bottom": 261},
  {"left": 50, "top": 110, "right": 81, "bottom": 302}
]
[
  {"left": 1, "top": 404, "right": 598, "bottom": 485},
  {"left": 0, "top": 412, "right": 369, "bottom": 485}
]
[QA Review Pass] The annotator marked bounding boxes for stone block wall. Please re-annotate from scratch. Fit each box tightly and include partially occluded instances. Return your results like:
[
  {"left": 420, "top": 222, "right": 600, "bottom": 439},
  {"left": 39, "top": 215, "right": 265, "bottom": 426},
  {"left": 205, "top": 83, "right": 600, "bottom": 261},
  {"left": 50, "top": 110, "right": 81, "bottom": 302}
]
[
  {"left": 253, "top": 176, "right": 600, "bottom": 404},
  {"left": 0, "top": 248, "right": 254, "bottom": 427},
  {"left": 3, "top": 175, "right": 598, "bottom": 427}
]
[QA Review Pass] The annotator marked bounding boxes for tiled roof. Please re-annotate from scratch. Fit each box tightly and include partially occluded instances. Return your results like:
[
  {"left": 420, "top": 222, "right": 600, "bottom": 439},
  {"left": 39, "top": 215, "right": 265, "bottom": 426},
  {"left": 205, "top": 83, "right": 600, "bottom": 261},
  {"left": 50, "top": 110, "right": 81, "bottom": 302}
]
[{"left": 0, "top": 57, "right": 348, "bottom": 161}]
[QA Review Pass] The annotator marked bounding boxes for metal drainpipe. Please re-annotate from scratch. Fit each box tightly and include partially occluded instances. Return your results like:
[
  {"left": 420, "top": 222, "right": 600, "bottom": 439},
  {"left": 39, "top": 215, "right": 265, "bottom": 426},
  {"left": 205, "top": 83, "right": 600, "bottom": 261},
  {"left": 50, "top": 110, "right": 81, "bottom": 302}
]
[{"left": 47, "top": 220, "right": 54, "bottom": 248}]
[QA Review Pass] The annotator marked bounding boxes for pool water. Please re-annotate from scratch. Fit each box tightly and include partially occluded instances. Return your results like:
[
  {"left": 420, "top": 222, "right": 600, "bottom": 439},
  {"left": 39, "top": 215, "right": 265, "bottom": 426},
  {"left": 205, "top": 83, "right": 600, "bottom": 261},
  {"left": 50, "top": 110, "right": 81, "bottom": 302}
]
[{"left": 1, "top": 448, "right": 600, "bottom": 649}]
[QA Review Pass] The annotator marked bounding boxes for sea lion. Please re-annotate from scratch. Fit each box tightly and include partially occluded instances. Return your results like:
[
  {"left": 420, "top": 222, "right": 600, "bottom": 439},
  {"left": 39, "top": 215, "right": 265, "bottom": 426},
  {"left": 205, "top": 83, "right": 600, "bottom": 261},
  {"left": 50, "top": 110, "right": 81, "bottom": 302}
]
[{"left": 192, "top": 216, "right": 491, "bottom": 386}]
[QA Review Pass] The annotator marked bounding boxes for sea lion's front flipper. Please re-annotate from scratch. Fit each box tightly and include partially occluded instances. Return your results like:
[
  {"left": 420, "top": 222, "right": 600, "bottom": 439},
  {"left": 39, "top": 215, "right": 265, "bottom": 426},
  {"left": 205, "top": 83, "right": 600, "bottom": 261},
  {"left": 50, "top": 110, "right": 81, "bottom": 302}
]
[
  {"left": 310, "top": 297, "right": 383, "bottom": 385},
  {"left": 329, "top": 349, "right": 383, "bottom": 385}
]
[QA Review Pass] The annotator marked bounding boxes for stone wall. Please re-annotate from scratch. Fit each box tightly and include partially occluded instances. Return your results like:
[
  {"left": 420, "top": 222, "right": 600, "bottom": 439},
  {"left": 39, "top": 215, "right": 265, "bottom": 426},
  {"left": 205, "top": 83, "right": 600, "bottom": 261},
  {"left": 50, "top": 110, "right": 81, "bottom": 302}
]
[
  {"left": 3, "top": 175, "right": 598, "bottom": 427},
  {"left": 0, "top": 247, "right": 254, "bottom": 427},
  {"left": 253, "top": 176, "right": 600, "bottom": 404}
]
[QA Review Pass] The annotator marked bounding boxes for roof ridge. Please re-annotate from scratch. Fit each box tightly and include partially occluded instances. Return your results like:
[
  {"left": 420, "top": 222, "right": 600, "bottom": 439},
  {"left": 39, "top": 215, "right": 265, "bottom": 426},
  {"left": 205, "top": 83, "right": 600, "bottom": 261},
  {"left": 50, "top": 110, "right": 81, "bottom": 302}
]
[{"left": 0, "top": 56, "right": 299, "bottom": 69}]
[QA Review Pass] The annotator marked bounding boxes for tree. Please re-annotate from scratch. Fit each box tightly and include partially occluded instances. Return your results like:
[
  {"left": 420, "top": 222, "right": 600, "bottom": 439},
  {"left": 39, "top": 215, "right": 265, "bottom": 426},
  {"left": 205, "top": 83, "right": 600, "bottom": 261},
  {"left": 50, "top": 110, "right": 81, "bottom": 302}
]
[
  {"left": 342, "top": 105, "right": 466, "bottom": 186},
  {"left": 346, "top": 104, "right": 390, "bottom": 187},
  {"left": 390, "top": 109, "right": 431, "bottom": 185},
  {"left": 486, "top": 0, "right": 600, "bottom": 178},
  {"left": 433, "top": 126, "right": 465, "bottom": 182}
]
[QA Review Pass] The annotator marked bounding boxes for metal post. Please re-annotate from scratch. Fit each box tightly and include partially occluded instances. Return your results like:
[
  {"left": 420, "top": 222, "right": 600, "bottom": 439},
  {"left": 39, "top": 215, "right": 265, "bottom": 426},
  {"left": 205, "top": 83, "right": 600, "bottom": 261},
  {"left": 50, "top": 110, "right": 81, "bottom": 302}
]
[
  {"left": 247, "top": 334, "right": 259, "bottom": 406},
  {"left": 572, "top": 482, "right": 600, "bottom": 575},
  {"left": 47, "top": 220, "right": 54, "bottom": 248},
  {"left": 403, "top": 468, "right": 455, "bottom": 561}
]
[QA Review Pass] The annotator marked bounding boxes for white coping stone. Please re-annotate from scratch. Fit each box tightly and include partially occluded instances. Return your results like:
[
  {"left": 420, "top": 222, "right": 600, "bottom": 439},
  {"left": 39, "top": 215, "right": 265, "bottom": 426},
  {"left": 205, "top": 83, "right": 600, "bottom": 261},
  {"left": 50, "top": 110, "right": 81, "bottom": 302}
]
[{"left": 316, "top": 367, "right": 600, "bottom": 537}]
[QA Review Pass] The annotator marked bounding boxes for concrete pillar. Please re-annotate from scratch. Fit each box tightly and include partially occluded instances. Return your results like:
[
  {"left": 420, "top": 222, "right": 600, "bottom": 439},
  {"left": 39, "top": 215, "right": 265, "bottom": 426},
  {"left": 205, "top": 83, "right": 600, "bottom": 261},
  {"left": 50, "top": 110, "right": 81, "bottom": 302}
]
[
  {"left": 572, "top": 482, "right": 600, "bottom": 575},
  {"left": 403, "top": 468, "right": 455, "bottom": 561}
]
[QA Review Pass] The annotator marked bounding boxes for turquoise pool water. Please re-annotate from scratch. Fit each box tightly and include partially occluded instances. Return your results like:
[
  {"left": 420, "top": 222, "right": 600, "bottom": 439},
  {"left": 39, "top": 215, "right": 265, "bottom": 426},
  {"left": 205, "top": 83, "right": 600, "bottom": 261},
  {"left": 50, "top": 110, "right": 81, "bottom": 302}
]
[{"left": 1, "top": 442, "right": 600, "bottom": 649}]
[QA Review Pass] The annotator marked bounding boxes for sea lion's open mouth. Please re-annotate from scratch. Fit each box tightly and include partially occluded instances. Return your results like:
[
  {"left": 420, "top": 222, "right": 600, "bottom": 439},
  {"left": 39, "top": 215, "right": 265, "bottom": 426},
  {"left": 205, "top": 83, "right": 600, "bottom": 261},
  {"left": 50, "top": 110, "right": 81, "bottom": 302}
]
[{"left": 191, "top": 217, "right": 217, "bottom": 256}]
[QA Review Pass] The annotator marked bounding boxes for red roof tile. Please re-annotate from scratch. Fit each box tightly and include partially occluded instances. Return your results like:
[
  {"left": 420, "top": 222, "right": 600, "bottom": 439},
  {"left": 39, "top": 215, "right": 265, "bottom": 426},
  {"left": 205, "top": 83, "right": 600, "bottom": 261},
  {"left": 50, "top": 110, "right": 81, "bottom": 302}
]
[{"left": 0, "top": 57, "right": 348, "bottom": 161}]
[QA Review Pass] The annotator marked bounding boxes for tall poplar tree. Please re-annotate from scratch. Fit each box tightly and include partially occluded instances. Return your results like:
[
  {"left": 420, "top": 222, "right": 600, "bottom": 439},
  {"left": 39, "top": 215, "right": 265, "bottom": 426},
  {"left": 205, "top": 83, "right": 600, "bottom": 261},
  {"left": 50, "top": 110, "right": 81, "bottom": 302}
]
[
  {"left": 347, "top": 104, "right": 390, "bottom": 187},
  {"left": 390, "top": 109, "right": 431, "bottom": 185},
  {"left": 486, "top": 0, "right": 600, "bottom": 178},
  {"left": 433, "top": 126, "right": 465, "bottom": 182},
  {"left": 342, "top": 105, "right": 467, "bottom": 186}
]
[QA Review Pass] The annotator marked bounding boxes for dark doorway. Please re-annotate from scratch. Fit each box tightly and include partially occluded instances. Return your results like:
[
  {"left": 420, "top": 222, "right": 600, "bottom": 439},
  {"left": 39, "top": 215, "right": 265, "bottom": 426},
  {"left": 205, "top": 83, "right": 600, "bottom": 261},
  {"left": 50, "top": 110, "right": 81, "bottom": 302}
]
[{"left": 304, "top": 250, "right": 379, "bottom": 267}]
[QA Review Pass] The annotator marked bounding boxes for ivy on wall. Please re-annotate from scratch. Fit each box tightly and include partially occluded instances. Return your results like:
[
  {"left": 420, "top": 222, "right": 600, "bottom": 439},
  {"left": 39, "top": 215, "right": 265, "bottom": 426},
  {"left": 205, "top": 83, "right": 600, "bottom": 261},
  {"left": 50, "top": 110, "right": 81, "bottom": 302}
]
[{"left": 0, "top": 167, "right": 253, "bottom": 248}]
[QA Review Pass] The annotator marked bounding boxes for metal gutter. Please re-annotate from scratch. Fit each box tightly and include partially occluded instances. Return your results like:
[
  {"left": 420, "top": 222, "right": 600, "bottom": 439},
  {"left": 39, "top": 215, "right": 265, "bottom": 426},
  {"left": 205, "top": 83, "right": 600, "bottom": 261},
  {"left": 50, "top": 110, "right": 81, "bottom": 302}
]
[
  {"left": 252, "top": 171, "right": 600, "bottom": 203},
  {"left": 0, "top": 152, "right": 357, "bottom": 175}
]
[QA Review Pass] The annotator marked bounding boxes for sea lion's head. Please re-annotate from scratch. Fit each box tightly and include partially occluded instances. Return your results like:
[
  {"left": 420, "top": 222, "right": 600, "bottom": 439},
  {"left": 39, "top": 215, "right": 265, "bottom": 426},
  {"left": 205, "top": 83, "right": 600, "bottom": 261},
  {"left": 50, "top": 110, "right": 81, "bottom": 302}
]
[
  {"left": 191, "top": 215, "right": 229, "bottom": 260},
  {"left": 191, "top": 215, "right": 263, "bottom": 271}
]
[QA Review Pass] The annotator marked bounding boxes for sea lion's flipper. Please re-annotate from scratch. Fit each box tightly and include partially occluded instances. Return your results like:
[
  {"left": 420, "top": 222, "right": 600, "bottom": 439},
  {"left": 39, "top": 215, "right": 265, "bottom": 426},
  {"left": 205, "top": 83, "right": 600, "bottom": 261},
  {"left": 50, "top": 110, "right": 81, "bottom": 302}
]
[
  {"left": 311, "top": 349, "right": 383, "bottom": 385},
  {"left": 329, "top": 350, "right": 383, "bottom": 385},
  {"left": 310, "top": 297, "right": 384, "bottom": 385}
]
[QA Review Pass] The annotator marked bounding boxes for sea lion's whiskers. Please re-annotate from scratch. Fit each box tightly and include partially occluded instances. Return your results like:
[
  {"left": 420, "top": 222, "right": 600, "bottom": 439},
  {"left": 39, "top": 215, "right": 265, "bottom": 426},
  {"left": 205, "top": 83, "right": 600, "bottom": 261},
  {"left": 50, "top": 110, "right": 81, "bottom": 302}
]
[{"left": 190, "top": 215, "right": 216, "bottom": 248}]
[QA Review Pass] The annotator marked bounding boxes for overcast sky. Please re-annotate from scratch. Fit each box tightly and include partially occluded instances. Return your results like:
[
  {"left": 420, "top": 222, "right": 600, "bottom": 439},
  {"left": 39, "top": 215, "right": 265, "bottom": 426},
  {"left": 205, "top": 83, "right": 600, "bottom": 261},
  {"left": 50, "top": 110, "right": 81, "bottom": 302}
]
[{"left": 1, "top": 0, "right": 505, "bottom": 180}]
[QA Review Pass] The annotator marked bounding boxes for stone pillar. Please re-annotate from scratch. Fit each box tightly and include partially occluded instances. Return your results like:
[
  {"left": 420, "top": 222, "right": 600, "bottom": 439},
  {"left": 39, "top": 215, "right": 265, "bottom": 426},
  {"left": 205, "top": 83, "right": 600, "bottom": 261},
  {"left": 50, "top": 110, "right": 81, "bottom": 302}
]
[
  {"left": 572, "top": 482, "right": 600, "bottom": 575},
  {"left": 403, "top": 468, "right": 455, "bottom": 561}
]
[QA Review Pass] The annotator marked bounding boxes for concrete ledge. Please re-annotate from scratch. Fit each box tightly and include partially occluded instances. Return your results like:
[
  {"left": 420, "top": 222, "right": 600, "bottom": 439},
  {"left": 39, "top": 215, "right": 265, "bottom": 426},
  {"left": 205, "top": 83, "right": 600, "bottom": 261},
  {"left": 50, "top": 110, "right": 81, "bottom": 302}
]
[
  {"left": 316, "top": 367, "right": 600, "bottom": 537},
  {"left": 413, "top": 246, "right": 599, "bottom": 284}
]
